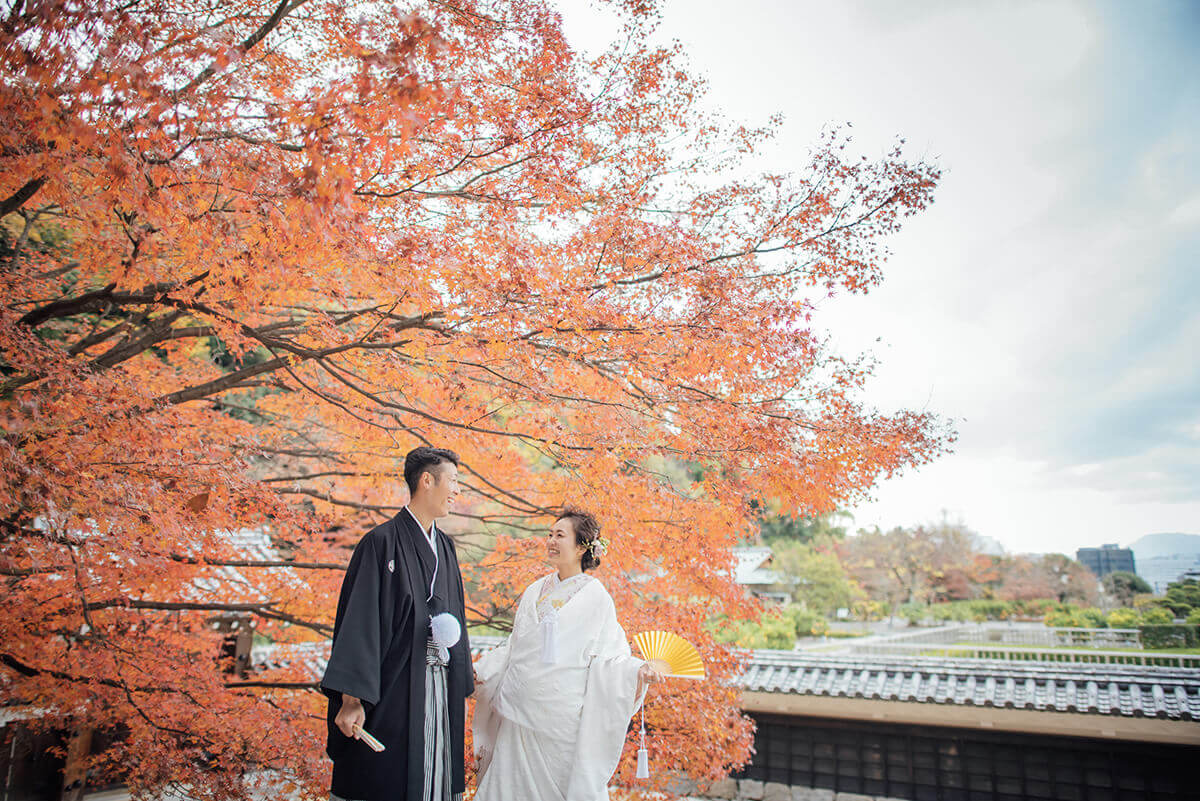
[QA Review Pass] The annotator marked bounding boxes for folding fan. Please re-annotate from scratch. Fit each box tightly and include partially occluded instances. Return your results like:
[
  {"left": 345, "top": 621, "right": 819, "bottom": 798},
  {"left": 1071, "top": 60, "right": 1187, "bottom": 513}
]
[{"left": 632, "top": 630, "right": 706, "bottom": 679}]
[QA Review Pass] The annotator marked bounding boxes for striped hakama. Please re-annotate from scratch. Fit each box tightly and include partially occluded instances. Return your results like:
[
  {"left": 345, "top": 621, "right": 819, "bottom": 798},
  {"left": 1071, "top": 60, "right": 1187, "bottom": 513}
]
[
  {"left": 331, "top": 639, "right": 460, "bottom": 801},
  {"left": 423, "top": 639, "right": 460, "bottom": 801}
]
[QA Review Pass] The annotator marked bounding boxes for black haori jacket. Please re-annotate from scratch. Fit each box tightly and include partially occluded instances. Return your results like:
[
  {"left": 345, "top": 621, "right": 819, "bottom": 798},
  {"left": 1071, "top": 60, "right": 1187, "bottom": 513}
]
[{"left": 321, "top": 511, "right": 473, "bottom": 800}]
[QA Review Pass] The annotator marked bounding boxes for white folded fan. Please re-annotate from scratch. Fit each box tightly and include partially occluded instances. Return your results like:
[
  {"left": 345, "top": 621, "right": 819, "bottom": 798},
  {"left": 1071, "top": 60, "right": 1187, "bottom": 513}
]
[{"left": 353, "top": 725, "right": 385, "bottom": 752}]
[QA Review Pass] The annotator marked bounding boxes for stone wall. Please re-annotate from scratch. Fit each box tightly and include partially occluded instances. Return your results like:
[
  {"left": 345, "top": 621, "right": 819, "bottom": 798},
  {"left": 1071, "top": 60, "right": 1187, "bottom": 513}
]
[{"left": 683, "top": 778, "right": 908, "bottom": 801}]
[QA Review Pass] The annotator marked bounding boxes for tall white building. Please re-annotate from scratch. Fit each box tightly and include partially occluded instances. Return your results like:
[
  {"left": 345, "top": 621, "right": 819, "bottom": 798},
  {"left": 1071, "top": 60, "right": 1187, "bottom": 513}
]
[{"left": 1137, "top": 554, "right": 1200, "bottom": 594}]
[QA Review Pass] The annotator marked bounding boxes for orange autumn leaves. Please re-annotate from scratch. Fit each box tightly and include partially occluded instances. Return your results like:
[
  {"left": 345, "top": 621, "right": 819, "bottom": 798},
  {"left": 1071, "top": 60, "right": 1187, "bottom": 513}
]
[{"left": 1, "top": 1, "right": 948, "bottom": 798}]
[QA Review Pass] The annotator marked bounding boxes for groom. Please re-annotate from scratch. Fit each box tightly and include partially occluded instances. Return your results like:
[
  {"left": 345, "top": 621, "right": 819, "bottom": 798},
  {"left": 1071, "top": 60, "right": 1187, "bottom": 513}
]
[{"left": 321, "top": 446, "right": 474, "bottom": 801}]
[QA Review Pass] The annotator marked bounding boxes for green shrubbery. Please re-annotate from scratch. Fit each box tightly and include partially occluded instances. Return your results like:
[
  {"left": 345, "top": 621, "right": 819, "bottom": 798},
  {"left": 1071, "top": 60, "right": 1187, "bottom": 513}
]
[
  {"left": 917, "top": 598, "right": 1056, "bottom": 624},
  {"left": 906, "top": 599, "right": 1183, "bottom": 631},
  {"left": 1162, "top": 578, "right": 1200, "bottom": 618},
  {"left": 707, "top": 610, "right": 795, "bottom": 650},
  {"left": 1041, "top": 605, "right": 1189, "bottom": 630},
  {"left": 1106, "top": 607, "right": 1141, "bottom": 628},
  {"left": 707, "top": 602, "right": 830, "bottom": 650},
  {"left": 899, "top": 602, "right": 927, "bottom": 625},
  {"left": 1141, "top": 606, "right": 1174, "bottom": 625},
  {"left": 780, "top": 604, "right": 829, "bottom": 638},
  {"left": 1140, "top": 624, "right": 1200, "bottom": 649},
  {"left": 851, "top": 600, "right": 891, "bottom": 621},
  {"left": 705, "top": 576, "right": 1194, "bottom": 649},
  {"left": 1043, "top": 606, "right": 1108, "bottom": 628}
]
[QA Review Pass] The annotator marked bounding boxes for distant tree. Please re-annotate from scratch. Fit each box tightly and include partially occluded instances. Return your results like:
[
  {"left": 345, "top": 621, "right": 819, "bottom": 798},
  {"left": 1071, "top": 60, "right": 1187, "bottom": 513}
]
[
  {"left": 771, "top": 538, "right": 864, "bottom": 614},
  {"left": 759, "top": 509, "right": 852, "bottom": 544},
  {"left": 840, "top": 520, "right": 978, "bottom": 608},
  {"left": 840, "top": 527, "right": 930, "bottom": 610},
  {"left": 993, "top": 553, "right": 1097, "bottom": 605},
  {"left": 1102, "top": 571, "right": 1153, "bottom": 607},
  {"left": 1162, "top": 578, "right": 1200, "bottom": 617},
  {"left": 938, "top": 565, "right": 975, "bottom": 602},
  {"left": 969, "top": 554, "right": 1007, "bottom": 597},
  {"left": 997, "top": 555, "right": 1057, "bottom": 601},
  {"left": 781, "top": 604, "right": 830, "bottom": 637},
  {"left": 1040, "top": 553, "right": 1100, "bottom": 605}
]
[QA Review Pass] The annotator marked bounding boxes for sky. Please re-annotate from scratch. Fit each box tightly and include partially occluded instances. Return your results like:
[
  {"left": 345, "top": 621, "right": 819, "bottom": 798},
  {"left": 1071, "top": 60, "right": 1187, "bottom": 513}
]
[{"left": 560, "top": 0, "right": 1200, "bottom": 556}]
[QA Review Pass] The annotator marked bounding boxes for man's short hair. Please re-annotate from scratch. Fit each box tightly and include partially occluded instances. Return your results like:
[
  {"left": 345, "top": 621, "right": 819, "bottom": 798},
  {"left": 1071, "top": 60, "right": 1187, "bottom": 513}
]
[{"left": 404, "top": 447, "right": 460, "bottom": 496}]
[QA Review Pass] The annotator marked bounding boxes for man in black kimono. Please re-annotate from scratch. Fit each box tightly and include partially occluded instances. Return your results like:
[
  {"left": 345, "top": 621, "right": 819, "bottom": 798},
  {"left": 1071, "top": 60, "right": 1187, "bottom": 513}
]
[{"left": 321, "top": 446, "right": 474, "bottom": 801}]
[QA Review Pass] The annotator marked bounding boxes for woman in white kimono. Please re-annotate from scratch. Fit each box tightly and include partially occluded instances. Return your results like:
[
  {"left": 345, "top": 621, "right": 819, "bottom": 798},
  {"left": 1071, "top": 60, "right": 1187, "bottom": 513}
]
[{"left": 472, "top": 507, "right": 658, "bottom": 801}]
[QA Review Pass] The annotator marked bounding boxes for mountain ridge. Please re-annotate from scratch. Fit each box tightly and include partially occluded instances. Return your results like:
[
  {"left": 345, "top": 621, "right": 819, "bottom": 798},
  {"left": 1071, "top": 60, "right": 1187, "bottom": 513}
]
[{"left": 1129, "top": 532, "right": 1200, "bottom": 559}]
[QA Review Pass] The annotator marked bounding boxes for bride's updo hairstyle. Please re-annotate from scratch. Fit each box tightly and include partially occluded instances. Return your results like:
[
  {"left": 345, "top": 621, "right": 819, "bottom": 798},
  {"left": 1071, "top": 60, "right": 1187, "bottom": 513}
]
[{"left": 558, "top": 506, "right": 603, "bottom": 572}]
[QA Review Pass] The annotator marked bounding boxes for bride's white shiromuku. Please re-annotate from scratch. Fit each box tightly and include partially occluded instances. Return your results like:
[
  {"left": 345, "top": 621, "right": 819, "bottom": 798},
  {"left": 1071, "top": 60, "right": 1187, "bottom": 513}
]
[{"left": 472, "top": 571, "right": 647, "bottom": 801}]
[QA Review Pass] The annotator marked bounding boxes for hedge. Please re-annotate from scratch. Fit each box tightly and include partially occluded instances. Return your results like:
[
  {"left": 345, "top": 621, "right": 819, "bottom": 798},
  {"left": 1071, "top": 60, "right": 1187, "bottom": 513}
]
[{"left": 1140, "top": 624, "right": 1200, "bottom": 649}]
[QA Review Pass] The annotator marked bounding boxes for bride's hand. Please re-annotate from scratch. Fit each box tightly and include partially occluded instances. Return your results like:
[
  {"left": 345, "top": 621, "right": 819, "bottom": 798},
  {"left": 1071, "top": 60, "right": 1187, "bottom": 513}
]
[{"left": 638, "top": 662, "right": 660, "bottom": 684}]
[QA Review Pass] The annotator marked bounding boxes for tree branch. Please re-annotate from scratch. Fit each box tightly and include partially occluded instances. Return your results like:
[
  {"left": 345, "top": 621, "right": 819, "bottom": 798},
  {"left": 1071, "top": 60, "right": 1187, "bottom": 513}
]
[
  {"left": 168, "top": 554, "right": 347, "bottom": 570},
  {"left": 0, "top": 176, "right": 46, "bottom": 217},
  {"left": 174, "top": 0, "right": 305, "bottom": 98},
  {"left": 80, "top": 599, "right": 334, "bottom": 637},
  {"left": 225, "top": 679, "right": 321, "bottom": 689}
]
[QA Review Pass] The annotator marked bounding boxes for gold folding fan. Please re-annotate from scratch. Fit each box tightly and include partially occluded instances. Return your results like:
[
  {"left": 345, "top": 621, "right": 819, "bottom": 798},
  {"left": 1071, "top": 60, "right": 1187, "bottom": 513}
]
[{"left": 632, "top": 630, "right": 705, "bottom": 679}]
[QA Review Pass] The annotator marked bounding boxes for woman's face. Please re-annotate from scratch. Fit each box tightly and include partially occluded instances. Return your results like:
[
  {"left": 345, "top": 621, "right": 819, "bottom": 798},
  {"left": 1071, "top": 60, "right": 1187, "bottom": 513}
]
[{"left": 546, "top": 518, "right": 587, "bottom": 573}]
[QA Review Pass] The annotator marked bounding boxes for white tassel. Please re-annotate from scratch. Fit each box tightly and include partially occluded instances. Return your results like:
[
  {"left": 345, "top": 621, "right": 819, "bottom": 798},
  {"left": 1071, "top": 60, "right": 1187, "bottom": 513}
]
[
  {"left": 431, "top": 612, "right": 461, "bottom": 648},
  {"left": 636, "top": 706, "right": 649, "bottom": 779},
  {"left": 540, "top": 612, "right": 558, "bottom": 664},
  {"left": 431, "top": 612, "right": 460, "bottom": 663}
]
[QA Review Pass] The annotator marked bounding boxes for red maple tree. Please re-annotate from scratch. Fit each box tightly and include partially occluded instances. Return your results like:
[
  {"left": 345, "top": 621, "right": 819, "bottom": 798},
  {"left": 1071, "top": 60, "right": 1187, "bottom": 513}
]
[{"left": 1, "top": 1, "right": 948, "bottom": 797}]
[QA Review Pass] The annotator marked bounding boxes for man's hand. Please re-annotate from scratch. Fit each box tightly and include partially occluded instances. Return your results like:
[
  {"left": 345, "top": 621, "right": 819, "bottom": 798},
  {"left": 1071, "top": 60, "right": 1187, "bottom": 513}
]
[{"left": 336, "top": 694, "right": 366, "bottom": 739}]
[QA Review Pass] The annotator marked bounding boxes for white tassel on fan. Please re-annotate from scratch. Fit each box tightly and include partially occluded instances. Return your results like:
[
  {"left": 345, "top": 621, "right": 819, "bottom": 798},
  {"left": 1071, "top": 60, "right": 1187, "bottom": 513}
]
[
  {"left": 636, "top": 706, "right": 649, "bottom": 778},
  {"left": 540, "top": 610, "right": 558, "bottom": 664},
  {"left": 431, "top": 612, "right": 461, "bottom": 662}
]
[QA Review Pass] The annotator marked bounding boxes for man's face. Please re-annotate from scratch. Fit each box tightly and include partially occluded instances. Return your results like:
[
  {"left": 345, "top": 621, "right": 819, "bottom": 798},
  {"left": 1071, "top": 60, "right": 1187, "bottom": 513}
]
[{"left": 422, "top": 462, "right": 459, "bottom": 519}]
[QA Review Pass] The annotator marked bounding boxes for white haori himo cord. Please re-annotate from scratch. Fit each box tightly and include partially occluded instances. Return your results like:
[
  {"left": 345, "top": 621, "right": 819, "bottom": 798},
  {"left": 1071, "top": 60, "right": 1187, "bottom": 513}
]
[
  {"left": 636, "top": 705, "right": 649, "bottom": 778},
  {"left": 540, "top": 609, "right": 559, "bottom": 664},
  {"left": 431, "top": 612, "right": 461, "bottom": 663}
]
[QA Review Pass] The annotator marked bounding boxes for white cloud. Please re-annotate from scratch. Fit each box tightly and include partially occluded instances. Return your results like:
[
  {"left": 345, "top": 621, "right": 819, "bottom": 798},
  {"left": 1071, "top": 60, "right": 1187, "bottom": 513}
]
[{"left": 1167, "top": 194, "right": 1200, "bottom": 227}]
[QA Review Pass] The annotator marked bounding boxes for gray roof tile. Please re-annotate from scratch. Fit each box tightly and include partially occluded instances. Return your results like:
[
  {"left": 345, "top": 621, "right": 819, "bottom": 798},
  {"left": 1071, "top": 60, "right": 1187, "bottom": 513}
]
[
  {"left": 739, "top": 652, "right": 1200, "bottom": 722},
  {"left": 252, "top": 637, "right": 1200, "bottom": 722}
]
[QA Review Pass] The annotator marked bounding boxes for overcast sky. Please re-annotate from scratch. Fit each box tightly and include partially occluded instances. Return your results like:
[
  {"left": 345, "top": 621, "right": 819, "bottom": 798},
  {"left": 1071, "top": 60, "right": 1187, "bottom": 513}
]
[{"left": 561, "top": 0, "right": 1200, "bottom": 556}]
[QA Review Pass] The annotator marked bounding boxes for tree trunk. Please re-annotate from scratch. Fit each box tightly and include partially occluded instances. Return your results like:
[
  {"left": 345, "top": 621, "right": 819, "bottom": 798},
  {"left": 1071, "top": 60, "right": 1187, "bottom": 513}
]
[{"left": 59, "top": 727, "right": 93, "bottom": 801}]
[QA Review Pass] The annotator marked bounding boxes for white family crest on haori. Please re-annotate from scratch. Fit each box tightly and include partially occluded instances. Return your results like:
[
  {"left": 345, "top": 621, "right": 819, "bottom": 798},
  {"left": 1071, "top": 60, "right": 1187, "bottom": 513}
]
[{"left": 472, "top": 573, "right": 648, "bottom": 801}]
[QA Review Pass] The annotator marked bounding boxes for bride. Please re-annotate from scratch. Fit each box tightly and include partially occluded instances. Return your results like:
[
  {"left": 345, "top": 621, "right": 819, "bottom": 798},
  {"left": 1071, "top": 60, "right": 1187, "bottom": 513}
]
[{"left": 471, "top": 507, "right": 658, "bottom": 801}]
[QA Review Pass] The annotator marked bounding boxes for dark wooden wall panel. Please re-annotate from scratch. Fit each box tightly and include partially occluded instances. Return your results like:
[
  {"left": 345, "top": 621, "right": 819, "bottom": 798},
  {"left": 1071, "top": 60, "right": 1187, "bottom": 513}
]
[{"left": 736, "top": 714, "right": 1200, "bottom": 801}]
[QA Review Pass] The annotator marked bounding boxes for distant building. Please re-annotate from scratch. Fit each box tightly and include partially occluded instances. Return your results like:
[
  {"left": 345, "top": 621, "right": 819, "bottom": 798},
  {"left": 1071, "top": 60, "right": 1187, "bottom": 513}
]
[
  {"left": 1076, "top": 543, "right": 1135, "bottom": 578},
  {"left": 1137, "top": 554, "right": 1200, "bottom": 593},
  {"left": 732, "top": 546, "right": 790, "bottom": 604}
]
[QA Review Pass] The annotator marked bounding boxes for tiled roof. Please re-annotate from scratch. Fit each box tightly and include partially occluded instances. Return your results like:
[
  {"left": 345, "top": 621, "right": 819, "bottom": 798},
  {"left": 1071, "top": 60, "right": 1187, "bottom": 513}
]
[
  {"left": 252, "top": 641, "right": 331, "bottom": 681},
  {"left": 741, "top": 650, "right": 1200, "bottom": 721},
  {"left": 190, "top": 528, "right": 309, "bottom": 606},
  {"left": 731, "top": 546, "right": 779, "bottom": 586},
  {"left": 257, "top": 636, "right": 1200, "bottom": 722}
]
